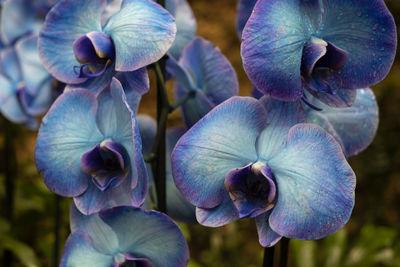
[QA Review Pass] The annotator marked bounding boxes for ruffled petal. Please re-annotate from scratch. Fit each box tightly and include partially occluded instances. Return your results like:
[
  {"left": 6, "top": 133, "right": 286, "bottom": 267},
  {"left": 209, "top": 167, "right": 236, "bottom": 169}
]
[
  {"left": 103, "top": 0, "right": 176, "bottom": 71},
  {"left": 100, "top": 207, "right": 190, "bottom": 267},
  {"left": 196, "top": 192, "right": 239, "bottom": 227},
  {"left": 35, "top": 89, "right": 103, "bottom": 197},
  {"left": 319, "top": 0, "right": 397, "bottom": 89},
  {"left": 38, "top": 0, "right": 105, "bottom": 83},
  {"left": 0, "top": 48, "right": 22, "bottom": 82},
  {"left": 172, "top": 96, "right": 266, "bottom": 208},
  {"left": 60, "top": 232, "right": 113, "bottom": 267},
  {"left": 255, "top": 211, "right": 282, "bottom": 247},
  {"left": 241, "top": 0, "right": 312, "bottom": 101},
  {"left": 268, "top": 124, "right": 356, "bottom": 240},
  {"left": 256, "top": 96, "right": 306, "bottom": 161}
]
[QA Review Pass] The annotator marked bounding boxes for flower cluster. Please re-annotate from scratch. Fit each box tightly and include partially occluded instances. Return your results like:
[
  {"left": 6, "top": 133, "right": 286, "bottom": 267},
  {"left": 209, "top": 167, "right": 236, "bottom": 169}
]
[{"left": 1, "top": 0, "right": 396, "bottom": 265}]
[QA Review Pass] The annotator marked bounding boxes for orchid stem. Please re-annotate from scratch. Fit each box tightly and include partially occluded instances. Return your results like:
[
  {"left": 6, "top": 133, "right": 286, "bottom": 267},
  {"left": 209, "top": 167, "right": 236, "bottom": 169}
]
[
  {"left": 1, "top": 118, "right": 17, "bottom": 267},
  {"left": 279, "top": 238, "right": 290, "bottom": 267},
  {"left": 151, "top": 59, "right": 168, "bottom": 213},
  {"left": 263, "top": 246, "right": 275, "bottom": 267}
]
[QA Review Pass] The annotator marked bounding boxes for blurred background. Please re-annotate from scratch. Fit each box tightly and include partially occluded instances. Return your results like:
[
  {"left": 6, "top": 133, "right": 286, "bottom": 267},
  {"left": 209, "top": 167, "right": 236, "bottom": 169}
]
[{"left": 1, "top": 0, "right": 400, "bottom": 266}]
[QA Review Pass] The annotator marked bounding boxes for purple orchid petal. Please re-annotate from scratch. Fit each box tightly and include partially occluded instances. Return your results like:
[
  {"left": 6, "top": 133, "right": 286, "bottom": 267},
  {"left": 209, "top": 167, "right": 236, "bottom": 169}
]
[
  {"left": 255, "top": 211, "right": 282, "bottom": 247},
  {"left": 196, "top": 192, "right": 239, "bottom": 227},
  {"left": 236, "top": 0, "right": 258, "bottom": 38},
  {"left": 268, "top": 124, "right": 355, "bottom": 240},
  {"left": 103, "top": 0, "right": 176, "bottom": 72},
  {"left": 301, "top": 38, "right": 327, "bottom": 77}
]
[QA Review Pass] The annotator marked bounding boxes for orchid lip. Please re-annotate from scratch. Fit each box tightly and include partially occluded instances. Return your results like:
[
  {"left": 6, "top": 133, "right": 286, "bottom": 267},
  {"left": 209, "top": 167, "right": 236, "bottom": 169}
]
[
  {"left": 72, "top": 31, "right": 115, "bottom": 78},
  {"left": 225, "top": 162, "right": 276, "bottom": 218},
  {"left": 113, "top": 253, "right": 153, "bottom": 267},
  {"left": 81, "top": 140, "right": 130, "bottom": 192}
]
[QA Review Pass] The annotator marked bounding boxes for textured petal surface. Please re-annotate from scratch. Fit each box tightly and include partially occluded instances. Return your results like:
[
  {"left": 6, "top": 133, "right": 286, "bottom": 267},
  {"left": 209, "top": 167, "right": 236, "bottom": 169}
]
[
  {"left": 35, "top": 90, "right": 103, "bottom": 197},
  {"left": 172, "top": 97, "right": 266, "bottom": 208},
  {"left": 319, "top": 0, "right": 397, "bottom": 89},
  {"left": 166, "top": 0, "right": 197, "bottom": 59},
  {"left": 256, "top": 96, "right": 306, "bottom": 161},
  {"left": 0, "top": 0, "right": 36, "bottom": 44},
  {"left": 103, "top": 0, "right": 176, "bottom": 71},
  {"left": 60, "top": 232, "right": 113, "bottom": 267},
  {"left": 268, "top": 124, "right": 356, "bottom": 240},
  {"left": 255, "top": 211, "right": 282, "bottom": 247},
  {"left": 196, "top": 192, "right": 239, "bottom": 227},
  {"left": 241, "top": 0, "right": 311, "bottom": 101},
  {"left": 0, "top": 48, "right": 22, "bottom": 83},
  {"left": 100, "top": 207, "right": 189, "bottom": 267},
  {"left": 38, "top": 0, "right": 105, "bottom": 83},
  {"left": 308, "top": 88, "right": 379, "bottom": 157}
]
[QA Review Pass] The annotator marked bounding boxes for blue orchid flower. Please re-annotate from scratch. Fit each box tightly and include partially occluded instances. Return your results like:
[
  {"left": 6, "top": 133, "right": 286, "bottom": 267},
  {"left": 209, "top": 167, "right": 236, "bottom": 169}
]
[
  {"left": 35, "top": 78, "right": 147, "bottom": 215},
  {"left": 172, "top": 96, "right": 355, "bottom": 246},
  {"left": 236, "top": 0, "right": 258, "bottom": 38},
  {"left": 0, "top": 35, "right": 53, "bottom": 129},
  {"left": 137, "top": 114, "right": 197, "bottom": 223},
  {"left": 241, "top": 0, "right": 397, "bottom": 107},
  {"left": 38, "top": 0, "right": 176, "bottom": 93},
  {"left": 167, "top": 37, "right": 239, "bottom": 128},
  {"left": 252, "top": 87, "right": 379, "bottom": 158},
  {"left": 63, "top": 205, "right": 189, "bottom": 267}
]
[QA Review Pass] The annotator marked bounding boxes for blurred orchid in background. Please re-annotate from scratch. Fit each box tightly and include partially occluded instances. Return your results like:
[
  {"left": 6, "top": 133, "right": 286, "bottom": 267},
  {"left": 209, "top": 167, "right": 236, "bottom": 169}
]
[
  {"left": 167, "top": 37, "right": 238, "bottom": 128},
  {"left": 0, "top": 35, "right": 53, "bottom": 129}
]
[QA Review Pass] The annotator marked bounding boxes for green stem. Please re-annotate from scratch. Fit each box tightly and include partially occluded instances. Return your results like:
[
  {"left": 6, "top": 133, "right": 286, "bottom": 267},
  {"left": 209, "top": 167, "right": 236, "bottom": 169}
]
[{"left": 53, "top": 195, "right": 61, "bottom": 267}]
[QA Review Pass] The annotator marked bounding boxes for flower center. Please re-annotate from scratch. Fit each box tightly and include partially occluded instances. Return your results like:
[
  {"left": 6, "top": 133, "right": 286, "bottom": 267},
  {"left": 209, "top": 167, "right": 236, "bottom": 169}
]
[
  {"left": 114, "top": 253, "right": 153, "bottom": 267},
  {"left": 81, "top": 140, "right": 130, "bottom": 191},
  {"left": 301, "top": 37, "right": 348, "bottom": 95},
  {"left": 72, "top": 31, "right": 115, "bottom": 78},
  {"left": 225, "top": 162, "right": 276, "bottom": 218}
]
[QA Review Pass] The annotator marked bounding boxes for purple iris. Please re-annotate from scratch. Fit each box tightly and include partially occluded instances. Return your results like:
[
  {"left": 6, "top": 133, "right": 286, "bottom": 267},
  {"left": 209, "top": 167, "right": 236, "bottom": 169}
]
[
  {"left": 167, "top": 37, "right": 239, "bottom": 128},
  {"left": 38, "top": 0, "right": 176, "bottom": 92},
  {"left": 63, "top": 206, "right": 189, "bottom": 267},
  {"left": 0, "top": 35, "right": 53, "bottom": 128},
  {"left": 35, "top": 78, "right": 147, "bottom": 215},
  {"left": 172, "top": 96, "right": 355, "bottom": 246},
  {"left": 241, "top": 0, "right": 397, "bottom": 107}
]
